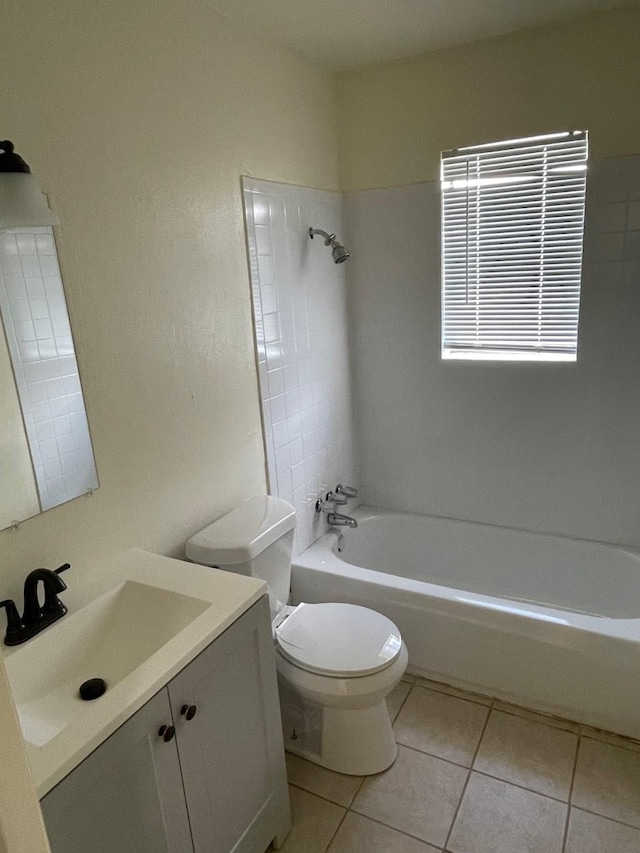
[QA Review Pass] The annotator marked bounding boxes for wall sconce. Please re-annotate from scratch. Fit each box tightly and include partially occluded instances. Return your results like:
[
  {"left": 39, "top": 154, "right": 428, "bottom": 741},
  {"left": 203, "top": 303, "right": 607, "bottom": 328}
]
[{"left": 0, "top": 140, "right": 59, "bottom": 229}]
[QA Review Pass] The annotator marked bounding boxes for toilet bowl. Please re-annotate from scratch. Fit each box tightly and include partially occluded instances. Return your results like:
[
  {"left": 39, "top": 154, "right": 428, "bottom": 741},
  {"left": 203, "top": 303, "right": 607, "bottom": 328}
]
[{"left": 186, "top": 495, "right": 408, "bottom": 775}]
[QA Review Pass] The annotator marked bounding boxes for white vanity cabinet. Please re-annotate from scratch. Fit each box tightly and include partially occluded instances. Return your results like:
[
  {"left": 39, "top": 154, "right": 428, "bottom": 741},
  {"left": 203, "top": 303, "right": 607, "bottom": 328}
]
[{"left": 41, "top": 595, "right": 290, "bottom": 853}]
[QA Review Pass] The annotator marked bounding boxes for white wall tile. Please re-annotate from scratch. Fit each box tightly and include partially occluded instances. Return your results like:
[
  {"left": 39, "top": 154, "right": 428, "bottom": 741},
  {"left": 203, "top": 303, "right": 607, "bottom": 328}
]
[{"left": 243, "top": 179, "right": 359, "bottom": 555}]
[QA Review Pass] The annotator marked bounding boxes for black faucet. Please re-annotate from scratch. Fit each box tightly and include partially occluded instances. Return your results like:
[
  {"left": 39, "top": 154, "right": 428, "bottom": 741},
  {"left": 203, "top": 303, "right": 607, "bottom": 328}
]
[{"left": 0, "top": 564, "right": 70, "bottom": 646}]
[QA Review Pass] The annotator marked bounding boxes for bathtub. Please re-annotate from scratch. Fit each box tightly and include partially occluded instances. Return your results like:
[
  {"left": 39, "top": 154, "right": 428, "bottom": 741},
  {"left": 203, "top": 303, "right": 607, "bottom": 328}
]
[{"left": 292, "top": 507, "right": 640, "bottom": 740}]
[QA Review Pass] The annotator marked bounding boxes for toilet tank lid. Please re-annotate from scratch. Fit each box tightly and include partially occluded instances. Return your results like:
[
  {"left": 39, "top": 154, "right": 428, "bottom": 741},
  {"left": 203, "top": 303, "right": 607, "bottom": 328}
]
[{"left": 186, "top": 496, "right": 296, "bottom": 565}]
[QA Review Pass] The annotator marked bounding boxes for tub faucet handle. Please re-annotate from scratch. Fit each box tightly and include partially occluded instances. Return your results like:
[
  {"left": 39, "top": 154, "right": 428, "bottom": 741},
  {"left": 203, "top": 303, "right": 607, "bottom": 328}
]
[
  {"left": 326, "top": 490, "right": 347, "bottom": 506},
  {"left": 336, "top": 484, "right": 358, "bottom": 499},
  {"left": 315, "top": 496, "right": 335, "bottom": 513}
]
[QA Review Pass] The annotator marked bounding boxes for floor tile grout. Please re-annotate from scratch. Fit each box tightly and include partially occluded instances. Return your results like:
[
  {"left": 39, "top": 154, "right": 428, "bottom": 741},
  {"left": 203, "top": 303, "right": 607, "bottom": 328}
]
[
  {"left": 323, "top": 804, "right": 349, "bottom": 853},
  {"left": 567, "top": 802, "right": 640, "bottom": 833},
  {"left": 441, "top": 699, "right": 492, "bottom": 852},
  {"left": 470, "top": 767, "right": 573, "bottom": 805},
  {"left": 560, "top": 728, "right": 580, "bottom": 852},
  {"left": 288, "top": 780, "right": 348, "bottom": 809},
  {"left": 343, "top": 808, "right": 446, "bottom": 850}
]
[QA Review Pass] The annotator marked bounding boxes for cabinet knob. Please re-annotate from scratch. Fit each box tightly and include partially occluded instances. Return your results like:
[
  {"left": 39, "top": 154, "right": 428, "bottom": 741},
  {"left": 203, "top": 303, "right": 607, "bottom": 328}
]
[
  {"left": 158, "top": 725, "right": 176, "bottom": 742},
  {"left": 180, "top": 704, "right": 197, "bottom": 721}
]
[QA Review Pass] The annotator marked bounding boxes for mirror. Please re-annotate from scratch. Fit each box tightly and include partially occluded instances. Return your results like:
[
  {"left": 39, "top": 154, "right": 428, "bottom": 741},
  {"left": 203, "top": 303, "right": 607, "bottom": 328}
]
[{"left": 0, "top": 226, "right": 98, "bottom": 530}]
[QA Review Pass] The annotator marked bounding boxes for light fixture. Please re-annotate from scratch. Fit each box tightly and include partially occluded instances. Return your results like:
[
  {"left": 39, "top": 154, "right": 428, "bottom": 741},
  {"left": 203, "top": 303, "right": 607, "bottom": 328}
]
[{"left": 0, "top": 140, "right": 59, "bottom": 229}]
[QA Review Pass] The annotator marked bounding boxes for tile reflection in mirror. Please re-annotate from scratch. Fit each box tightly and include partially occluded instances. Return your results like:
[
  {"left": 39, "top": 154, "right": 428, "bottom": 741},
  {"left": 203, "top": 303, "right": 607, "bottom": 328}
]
[{"left": 0, "top": 227, "right": 98, "bottom": 529}]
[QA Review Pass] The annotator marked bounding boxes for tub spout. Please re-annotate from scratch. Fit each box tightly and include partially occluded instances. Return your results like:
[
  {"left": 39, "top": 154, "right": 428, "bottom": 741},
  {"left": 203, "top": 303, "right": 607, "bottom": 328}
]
[{"left": 327, "top": 512, "right": 358, "bottom": 529}]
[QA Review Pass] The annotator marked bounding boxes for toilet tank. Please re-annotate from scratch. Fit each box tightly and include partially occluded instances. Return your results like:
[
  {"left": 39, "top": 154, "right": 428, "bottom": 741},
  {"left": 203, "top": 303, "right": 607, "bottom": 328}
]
[{"left": 186, "top": 496, "right": 296, "bottom": 617}]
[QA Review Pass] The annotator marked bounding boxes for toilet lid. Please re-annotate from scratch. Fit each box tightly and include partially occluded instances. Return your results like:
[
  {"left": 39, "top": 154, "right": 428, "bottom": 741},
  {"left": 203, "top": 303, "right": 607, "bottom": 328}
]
[{"left": 275, "top": 602, "right": 403, "bottom": 677}]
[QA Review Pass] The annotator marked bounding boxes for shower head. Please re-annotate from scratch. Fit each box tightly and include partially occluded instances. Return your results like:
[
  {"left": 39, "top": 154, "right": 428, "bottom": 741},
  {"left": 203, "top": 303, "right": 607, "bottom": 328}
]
[
  {"left": 331, "top": 243, "right": 350, "bottom": 264},
  {"left": 309, "top": 228, "right": 350, "bottom": 264}
]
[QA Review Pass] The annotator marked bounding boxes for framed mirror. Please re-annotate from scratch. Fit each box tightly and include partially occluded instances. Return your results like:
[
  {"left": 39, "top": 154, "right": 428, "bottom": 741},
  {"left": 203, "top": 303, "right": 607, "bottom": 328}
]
[{"left": 0, "top": 226, "right": 98, "bottom": 531}]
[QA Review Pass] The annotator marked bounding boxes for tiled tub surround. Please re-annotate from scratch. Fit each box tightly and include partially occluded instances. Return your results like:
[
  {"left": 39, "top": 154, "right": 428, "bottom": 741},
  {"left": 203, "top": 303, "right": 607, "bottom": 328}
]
[
  {"left": 0, "top": 228, "right": 98, "bottom": 513},
  {"left": 293, "top": 508, "right": 640, "bottom": 743},
  {"left": 344, "top": 155, "right": 640, "bottom": 549},
  {"left": 243, "top": 180, "right": 359, "bottom": 555},
  {"left": 276, "top": 676, "right": 640, "bottom": 853}
]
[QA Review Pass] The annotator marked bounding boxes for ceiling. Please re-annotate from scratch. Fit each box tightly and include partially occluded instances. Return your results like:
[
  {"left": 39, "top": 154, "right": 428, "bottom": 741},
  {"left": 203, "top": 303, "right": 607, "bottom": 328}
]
[{"left": 209, "top": 0, "right": 635, "bottom": 69}]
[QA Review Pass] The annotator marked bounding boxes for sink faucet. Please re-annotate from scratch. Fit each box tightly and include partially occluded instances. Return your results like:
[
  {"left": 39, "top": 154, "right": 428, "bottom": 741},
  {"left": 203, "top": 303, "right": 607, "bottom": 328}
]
[{"left": 0, "top": 564, "right": 70, "bottom": 646}]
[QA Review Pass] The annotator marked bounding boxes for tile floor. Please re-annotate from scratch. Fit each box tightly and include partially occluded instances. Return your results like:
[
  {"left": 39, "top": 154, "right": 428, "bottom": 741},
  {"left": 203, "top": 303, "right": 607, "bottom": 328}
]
[{"left": 275, "top": 676, "right": 640, "bottom": 852}]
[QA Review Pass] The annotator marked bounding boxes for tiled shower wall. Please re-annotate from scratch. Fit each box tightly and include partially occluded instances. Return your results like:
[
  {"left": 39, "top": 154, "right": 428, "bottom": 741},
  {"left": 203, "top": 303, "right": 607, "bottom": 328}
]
[
  {"left": 243, "top": 179, "right": 359, "bottom": 555},
  {"left": 0, "top": 227, "right": 98, "bottom": 512},
  {"left": 344, "top": 156, "right": 640, "bottom": 547}
]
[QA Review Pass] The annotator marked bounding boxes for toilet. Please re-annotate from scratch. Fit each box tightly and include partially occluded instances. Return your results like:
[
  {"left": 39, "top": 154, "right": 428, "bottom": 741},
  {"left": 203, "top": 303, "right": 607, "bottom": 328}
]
[{"left": 186, "top": 495, "right": 408, "bottom": 776}]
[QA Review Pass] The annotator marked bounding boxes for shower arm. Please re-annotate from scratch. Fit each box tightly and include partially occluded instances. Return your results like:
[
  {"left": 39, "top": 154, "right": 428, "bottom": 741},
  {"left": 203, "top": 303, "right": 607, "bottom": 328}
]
[{"left": 309, "top": 228, "right": 336, "bottom": 246}]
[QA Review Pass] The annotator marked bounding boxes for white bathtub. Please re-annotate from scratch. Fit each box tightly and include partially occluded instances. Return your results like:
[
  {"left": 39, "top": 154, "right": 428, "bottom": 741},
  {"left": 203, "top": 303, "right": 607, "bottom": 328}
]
[{"left": 292, "top": 507, "right": 640, "bottom": 739}]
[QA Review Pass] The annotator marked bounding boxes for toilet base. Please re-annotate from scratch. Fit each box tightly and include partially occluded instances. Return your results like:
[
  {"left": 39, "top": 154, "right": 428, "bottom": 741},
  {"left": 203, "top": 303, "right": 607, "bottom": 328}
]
[{"left": 284, "top": 699, "right": 398, "bottom": 775}]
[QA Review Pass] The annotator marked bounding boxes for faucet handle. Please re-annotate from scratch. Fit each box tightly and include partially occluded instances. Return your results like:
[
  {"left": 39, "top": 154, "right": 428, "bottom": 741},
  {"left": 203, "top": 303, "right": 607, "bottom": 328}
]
[
  {"left": 335, "top": 484, "right": 358, "bottom": 499},
  {"left": 41, "top": 565, "right": 70, "bottom": 616},
  {"left": 315, "top": 497, "right": 335, "bottom": 513},
  {"left": 325, "top": 490, "right": 347, "bottom": 506},
  {"left": 0, "top": 600, "right": 24, "bottom": 646}
]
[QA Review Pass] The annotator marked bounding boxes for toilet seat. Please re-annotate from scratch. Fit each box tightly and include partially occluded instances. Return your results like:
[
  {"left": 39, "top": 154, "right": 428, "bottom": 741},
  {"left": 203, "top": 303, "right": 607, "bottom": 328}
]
[{"left": 275, "top": 602, "right": 403, "bottom": 677}]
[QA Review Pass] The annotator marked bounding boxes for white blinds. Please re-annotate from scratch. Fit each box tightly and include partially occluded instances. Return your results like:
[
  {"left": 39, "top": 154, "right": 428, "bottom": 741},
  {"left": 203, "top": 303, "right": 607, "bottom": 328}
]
[{"left": 441, "top": 131, "right": 588, "bottom": 361}]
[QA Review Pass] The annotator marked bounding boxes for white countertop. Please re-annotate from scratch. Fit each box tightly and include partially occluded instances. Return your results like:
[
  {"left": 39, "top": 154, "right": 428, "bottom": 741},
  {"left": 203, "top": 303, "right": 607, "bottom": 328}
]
[{"left": 2, "top": 549, "right": 266, "bottom": 797}]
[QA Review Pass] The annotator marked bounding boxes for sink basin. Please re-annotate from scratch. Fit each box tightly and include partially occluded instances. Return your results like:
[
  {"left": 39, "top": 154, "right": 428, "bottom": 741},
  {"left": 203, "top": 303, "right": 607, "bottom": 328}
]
[{"left": 5, "top": 580, "right": 209, "bottom": 747}]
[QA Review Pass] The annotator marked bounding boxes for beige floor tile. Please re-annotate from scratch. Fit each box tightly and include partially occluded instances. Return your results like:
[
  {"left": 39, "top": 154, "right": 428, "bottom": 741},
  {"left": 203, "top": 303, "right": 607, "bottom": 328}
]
[
  {"left": 493, "top": 700, "right": 579, "bottom": 733},
  {"left": 573, "top": 738, "right": 640, "bottom": 828},
  {"left": 414, "top": 677, "right": 492, "bottom": 706},
  {"left": 327, "top": 812, "right": 440, "bottom": 852},
  {"left": 285, "top": 752, "right": 363, "bottom": 807},
  {"left": 394, "top": 686, "right": 489, "bottom": 766},
  {"left": 352, "top": 744, "right": 467, "bottom": 847},
  {"left": 387, "top": 680, "right": 412, "bottom": 722},
  {"left": 277, "top": 786, "right": 345, "bottom": 853},
  {"left": 447, "top": 772, "right": 566, "bottom": 853},
  {"left": 565, "top": 808, "right": 640, "bottom": 853},
  {"left": 474, "top": 710, "right": 577, "bottom": 800}
]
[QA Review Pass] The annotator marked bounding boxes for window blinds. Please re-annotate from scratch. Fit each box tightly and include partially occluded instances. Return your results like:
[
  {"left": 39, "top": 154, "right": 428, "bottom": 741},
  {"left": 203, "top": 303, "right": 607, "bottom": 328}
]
[{"left": 441, "top": 131, "right": 588, "bottom": 361}]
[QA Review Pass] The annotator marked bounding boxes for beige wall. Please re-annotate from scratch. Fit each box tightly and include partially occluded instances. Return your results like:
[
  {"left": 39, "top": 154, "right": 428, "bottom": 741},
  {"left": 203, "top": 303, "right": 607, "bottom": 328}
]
[
  {"left": 337, "top": 5, "right": 640, "bottom": 190},
  {"left": 0, "top": 0, "right": 338, "bottom": 599}
]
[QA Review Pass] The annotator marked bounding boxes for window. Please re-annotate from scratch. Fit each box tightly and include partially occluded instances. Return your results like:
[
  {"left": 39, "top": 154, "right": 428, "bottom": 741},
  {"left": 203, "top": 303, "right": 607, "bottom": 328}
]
[{"left": 441, "top": 131, "right": 588, "bottom": 362}]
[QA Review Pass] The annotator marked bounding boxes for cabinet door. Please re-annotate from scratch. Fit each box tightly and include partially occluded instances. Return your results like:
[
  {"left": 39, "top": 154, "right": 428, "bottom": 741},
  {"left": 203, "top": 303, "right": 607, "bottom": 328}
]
[
  {"left": 169, "top": 595, "right": 290, "bottom": 853},
  {"left": 41, "top": 688, "right": 193, "bottom": 853}
]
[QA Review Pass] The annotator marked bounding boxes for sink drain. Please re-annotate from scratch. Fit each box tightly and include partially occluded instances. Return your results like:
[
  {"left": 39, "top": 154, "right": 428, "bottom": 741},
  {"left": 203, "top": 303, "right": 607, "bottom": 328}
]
[{"left": 79, "top": 678, "right": 107, "bottom": 701}]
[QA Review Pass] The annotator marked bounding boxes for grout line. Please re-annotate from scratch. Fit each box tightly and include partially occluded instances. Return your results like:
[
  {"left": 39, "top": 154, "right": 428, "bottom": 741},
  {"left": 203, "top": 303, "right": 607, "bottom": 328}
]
[
  {"left": 568, "top": 803, "right": 640, "bottom": 834},
  {"left": 469, "top": 769, "right": 572, "bottom": 805},
  {"left": 579, "top": 728, "right": 640, "bottom": 756},
  {"left": 344, "top": 809, "right": 444, "bottom": 849},
  {"left": 287, "top": 781, "right": 356, "bottom": 811},
  {"left": 412, "top": 680, "right": 492, "bottom": 708},
  {"left": 348, "top": 776, "right": 367, "bottom": 808},
  {"left": 442, "top": 703, "right": 492, "bottom": 852},
  {"left": 391, "top": 680, "right": 414, "bottom": 725},
  {"left": 394, "top": 741, "right": 475, "bottom": 772},
  {"left": 561, "top": 735, "right": 580, "bottom": 853},
  {"left": 323, "top": 806, "right": 349, "bottom": 853}
]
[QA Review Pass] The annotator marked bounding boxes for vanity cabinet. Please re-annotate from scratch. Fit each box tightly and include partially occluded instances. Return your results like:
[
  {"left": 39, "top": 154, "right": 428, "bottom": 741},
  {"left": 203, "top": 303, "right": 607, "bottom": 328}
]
[{"left": 41, "top": 596, "right": 290, "bottom": 853}]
